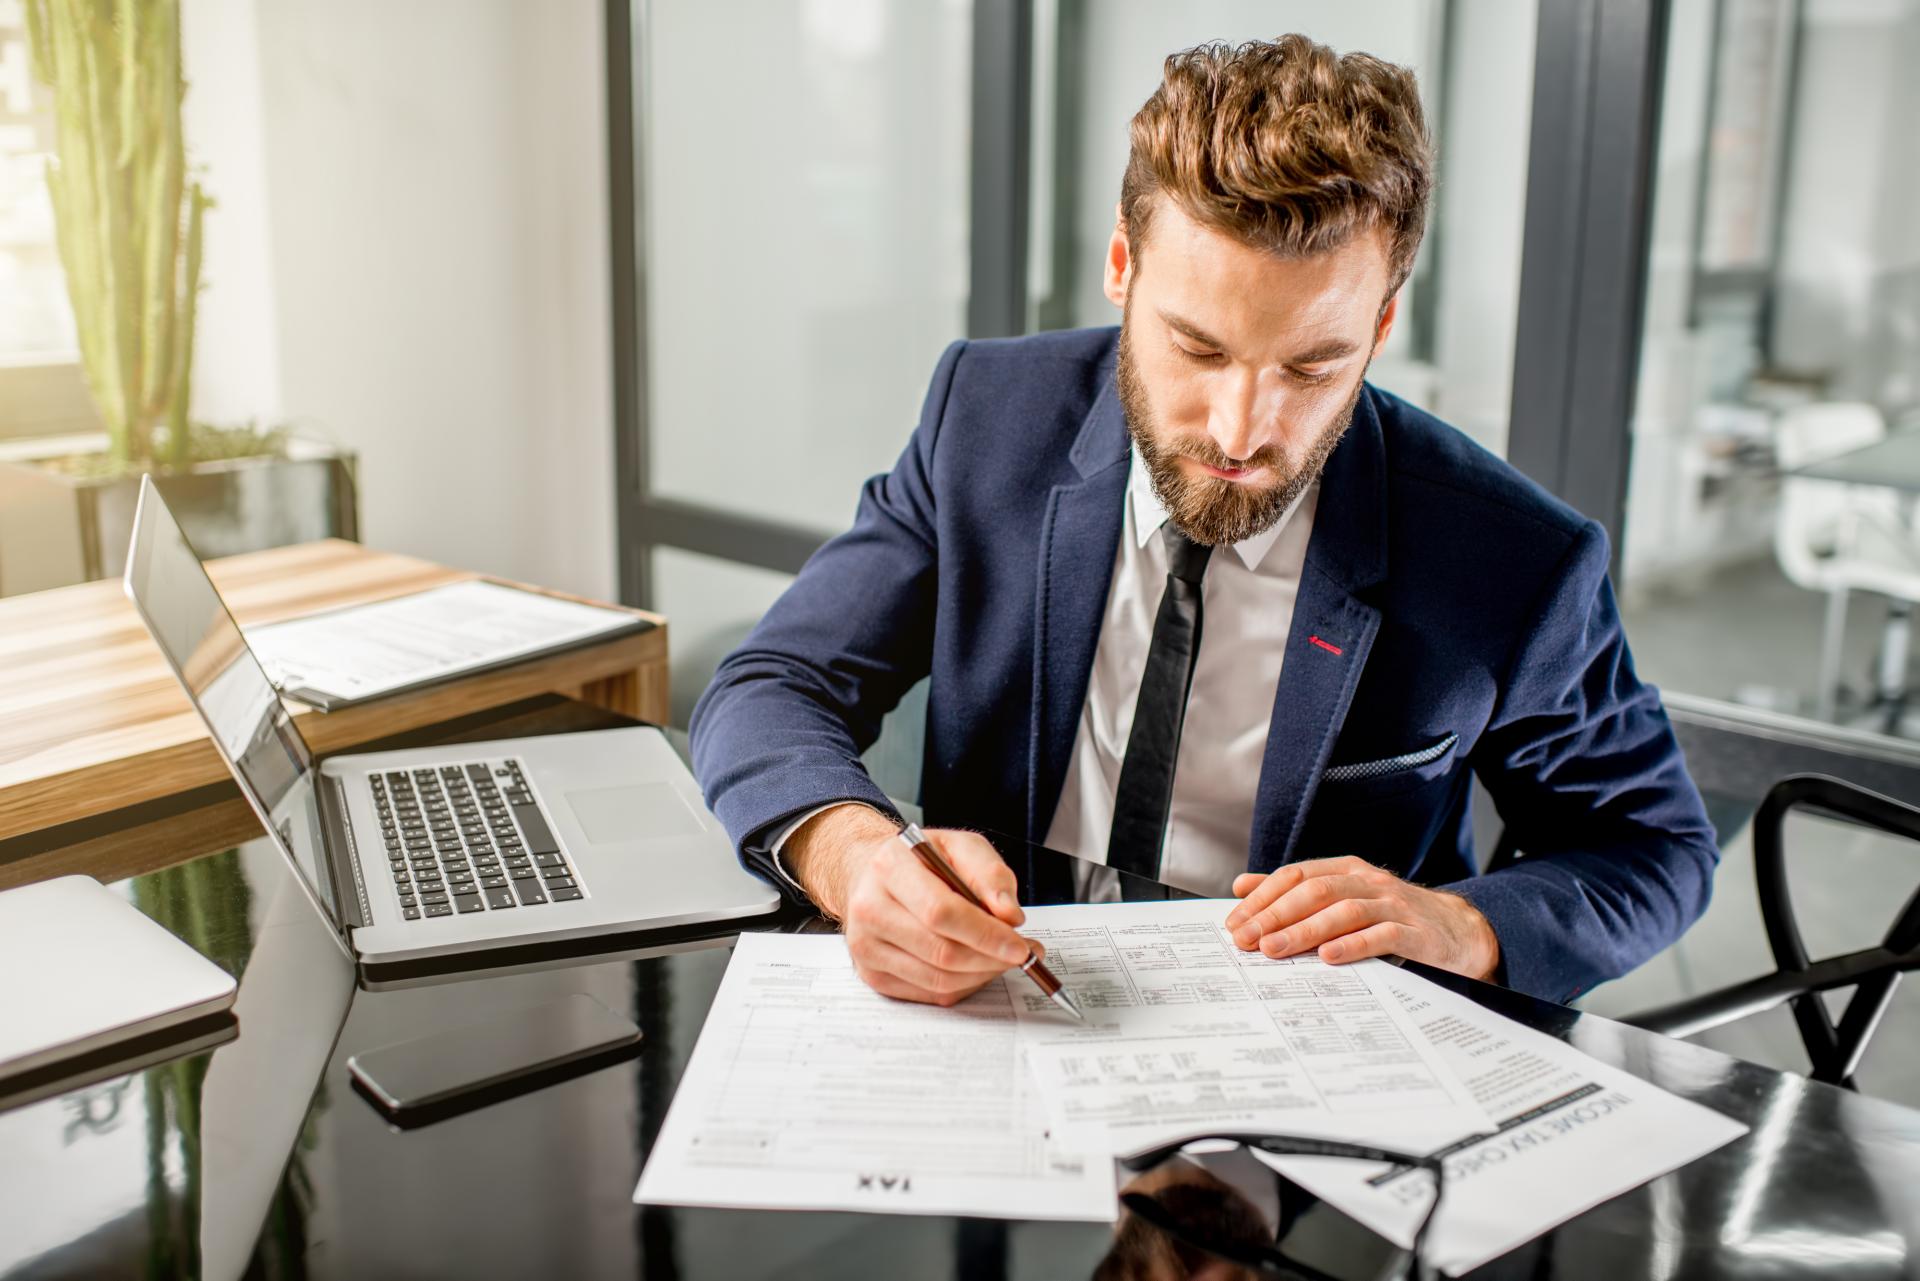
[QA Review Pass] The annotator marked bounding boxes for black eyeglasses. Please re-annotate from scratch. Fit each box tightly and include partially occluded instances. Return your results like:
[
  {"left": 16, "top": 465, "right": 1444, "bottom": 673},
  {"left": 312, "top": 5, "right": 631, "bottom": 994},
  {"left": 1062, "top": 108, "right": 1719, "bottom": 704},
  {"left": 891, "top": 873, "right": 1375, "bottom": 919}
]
[{"left": 1115, "top": 1132, "right": 1453, "bottom": 1281}]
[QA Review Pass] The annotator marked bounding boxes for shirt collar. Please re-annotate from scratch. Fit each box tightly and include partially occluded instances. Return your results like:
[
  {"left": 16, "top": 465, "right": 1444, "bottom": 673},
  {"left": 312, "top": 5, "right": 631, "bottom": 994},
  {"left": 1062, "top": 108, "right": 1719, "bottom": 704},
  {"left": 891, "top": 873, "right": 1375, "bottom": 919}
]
[{"left": 1128, "top": 449, "right": 1311, "bottom": 572}]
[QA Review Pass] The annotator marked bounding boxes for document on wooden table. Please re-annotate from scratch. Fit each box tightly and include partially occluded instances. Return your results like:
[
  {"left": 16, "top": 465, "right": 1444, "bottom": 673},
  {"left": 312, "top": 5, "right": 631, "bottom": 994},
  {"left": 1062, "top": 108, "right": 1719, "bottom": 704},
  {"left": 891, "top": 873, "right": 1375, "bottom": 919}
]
[
  {"left": 245, "top": 580, "right": 646, "bottom": 708},
  {"left": 632, "top": 931, "right": 1115, "bottom": 1220},
  {"left": 1009, "top": 900, "right": 1491, "bottom": 1152},
  {"left": 1265, "top": 967, "right": 1750, "bottom": 1276}
]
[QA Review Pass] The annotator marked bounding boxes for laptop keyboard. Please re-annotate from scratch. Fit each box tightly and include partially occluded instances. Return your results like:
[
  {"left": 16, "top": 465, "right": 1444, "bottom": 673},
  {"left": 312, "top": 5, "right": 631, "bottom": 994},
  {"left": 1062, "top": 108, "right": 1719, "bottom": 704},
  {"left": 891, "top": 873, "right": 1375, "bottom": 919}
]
[{"left": 369, "top": 759, "right": 586, "bottom": 921}]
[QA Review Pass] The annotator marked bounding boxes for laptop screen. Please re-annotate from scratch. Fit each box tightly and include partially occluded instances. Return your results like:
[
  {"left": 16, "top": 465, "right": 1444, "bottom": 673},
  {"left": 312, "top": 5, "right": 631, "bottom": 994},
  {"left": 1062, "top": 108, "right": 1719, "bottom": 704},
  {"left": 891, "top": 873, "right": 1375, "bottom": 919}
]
[{"left": 122, "top": 480, "right": 339, "bottom": 932}]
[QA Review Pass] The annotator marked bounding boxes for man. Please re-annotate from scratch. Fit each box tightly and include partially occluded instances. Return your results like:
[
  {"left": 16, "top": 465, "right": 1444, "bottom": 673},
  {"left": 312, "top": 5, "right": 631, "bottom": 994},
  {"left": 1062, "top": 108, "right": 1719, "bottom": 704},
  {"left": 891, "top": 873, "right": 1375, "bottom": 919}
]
[{"left": 691, "top": 35, "right": 1717, "bottom": 1009}]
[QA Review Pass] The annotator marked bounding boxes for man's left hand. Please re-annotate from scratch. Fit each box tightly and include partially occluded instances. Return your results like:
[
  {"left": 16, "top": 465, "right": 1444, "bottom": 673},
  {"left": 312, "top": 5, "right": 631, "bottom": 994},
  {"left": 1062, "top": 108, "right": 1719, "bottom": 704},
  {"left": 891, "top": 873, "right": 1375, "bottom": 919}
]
[{"left": 1224, "top": 856, "right": 1500, "bottom": 980}]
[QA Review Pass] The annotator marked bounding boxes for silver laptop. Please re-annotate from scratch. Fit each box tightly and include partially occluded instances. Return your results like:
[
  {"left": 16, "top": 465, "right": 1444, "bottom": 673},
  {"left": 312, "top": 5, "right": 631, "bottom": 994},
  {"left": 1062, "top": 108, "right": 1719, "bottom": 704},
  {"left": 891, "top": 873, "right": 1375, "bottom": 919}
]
[{"left": 123, "top": 477, "right": 781, "bottom": 978}]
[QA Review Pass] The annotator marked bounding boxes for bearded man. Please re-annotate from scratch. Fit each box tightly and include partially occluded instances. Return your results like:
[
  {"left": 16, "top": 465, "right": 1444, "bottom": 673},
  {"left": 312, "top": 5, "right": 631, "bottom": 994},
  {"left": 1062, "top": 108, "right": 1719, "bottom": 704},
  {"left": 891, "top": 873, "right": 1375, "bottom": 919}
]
[{"left": 688, "top": 34, "right": 1718, "bottom": 1008}]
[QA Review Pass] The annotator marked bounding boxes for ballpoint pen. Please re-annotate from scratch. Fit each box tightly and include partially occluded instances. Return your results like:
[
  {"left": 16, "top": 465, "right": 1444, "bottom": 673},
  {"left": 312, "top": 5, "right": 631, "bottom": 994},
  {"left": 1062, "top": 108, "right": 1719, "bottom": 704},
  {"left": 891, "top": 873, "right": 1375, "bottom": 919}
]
[{"left": 897, "top": 822, "right": 1085, "bottom": 1021}]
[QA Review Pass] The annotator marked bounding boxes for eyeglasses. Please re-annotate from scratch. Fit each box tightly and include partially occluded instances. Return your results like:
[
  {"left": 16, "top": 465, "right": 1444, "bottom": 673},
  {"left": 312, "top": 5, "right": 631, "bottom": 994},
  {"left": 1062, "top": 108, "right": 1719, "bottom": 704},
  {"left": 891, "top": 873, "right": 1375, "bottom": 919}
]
[{"left": 1114, "top": 1132, "right": 1452, "bottom": 1281}]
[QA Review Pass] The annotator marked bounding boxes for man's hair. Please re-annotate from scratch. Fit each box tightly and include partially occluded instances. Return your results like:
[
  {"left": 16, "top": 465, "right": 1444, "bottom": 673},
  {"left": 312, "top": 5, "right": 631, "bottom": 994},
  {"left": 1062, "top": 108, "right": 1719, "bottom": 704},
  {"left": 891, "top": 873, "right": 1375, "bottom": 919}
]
[{"left": 1121, "top": 35, "right": 1433, "bottom": 295}]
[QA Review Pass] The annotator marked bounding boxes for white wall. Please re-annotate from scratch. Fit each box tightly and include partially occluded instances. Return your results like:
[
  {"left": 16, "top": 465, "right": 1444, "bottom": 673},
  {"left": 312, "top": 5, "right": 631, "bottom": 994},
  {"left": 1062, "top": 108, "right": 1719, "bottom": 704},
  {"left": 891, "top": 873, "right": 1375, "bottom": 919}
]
[{"left": 183, "top": 0, "right": 617, "bottom": 602}]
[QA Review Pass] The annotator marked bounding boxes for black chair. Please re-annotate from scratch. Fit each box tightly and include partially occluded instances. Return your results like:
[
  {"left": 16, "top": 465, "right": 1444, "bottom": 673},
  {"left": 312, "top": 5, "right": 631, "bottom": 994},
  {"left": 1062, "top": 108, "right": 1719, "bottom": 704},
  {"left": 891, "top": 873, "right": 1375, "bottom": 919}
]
[
  {"left": 1481, "top": 695, "right": 1920, "bottom": 1089},
  {"left": 1622, "top": 774, "right": 1920, "bottom": 1088}
]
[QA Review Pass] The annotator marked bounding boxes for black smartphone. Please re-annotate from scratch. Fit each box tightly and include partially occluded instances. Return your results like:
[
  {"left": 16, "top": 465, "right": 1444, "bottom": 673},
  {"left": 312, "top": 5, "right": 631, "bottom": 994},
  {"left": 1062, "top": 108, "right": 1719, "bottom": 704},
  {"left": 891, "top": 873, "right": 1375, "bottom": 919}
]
[{"left": 347, "top": 993, "right": 642, "bottom": 1128}]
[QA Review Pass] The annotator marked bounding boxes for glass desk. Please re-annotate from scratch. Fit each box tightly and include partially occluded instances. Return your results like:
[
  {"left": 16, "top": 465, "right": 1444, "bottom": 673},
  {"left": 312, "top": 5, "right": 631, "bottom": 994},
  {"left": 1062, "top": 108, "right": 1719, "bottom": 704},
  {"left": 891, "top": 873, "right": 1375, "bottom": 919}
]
[
  {"left": 4, "top": 699, "right": 1919, "bottom": 1280},
  {"left": 1793, "top": 428, "right": 1920, "bottom": 492}
]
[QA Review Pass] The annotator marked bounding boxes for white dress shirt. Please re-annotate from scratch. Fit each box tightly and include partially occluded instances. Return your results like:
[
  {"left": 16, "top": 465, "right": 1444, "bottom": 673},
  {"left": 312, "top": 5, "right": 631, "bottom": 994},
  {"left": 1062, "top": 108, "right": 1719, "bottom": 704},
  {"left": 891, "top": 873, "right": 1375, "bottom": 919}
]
[
  {"left": 1043, "top": 452, "right": 1316, "bottom": 895},
  {"left": 771, "top": 450, "right": 1315, "bottom": 898}
]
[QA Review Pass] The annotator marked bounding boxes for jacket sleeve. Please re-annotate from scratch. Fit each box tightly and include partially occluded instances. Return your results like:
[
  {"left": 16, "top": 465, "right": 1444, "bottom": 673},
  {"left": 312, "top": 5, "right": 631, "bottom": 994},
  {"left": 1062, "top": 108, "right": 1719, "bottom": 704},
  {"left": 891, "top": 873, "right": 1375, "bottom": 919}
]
[
  {"left": 1446, "top": 521, "right": 1720, "bottom": 1003},
  {"left": 687, "top": 340, "right": 964, "bottom": 898}
]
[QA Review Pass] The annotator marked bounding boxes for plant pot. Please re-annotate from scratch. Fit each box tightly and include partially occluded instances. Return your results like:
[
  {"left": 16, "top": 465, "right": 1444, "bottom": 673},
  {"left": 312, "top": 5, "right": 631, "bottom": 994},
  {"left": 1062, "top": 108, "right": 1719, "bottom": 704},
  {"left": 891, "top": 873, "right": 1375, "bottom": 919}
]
[{"left": 0, "top": 434, "right": 359, "bottom": 596}]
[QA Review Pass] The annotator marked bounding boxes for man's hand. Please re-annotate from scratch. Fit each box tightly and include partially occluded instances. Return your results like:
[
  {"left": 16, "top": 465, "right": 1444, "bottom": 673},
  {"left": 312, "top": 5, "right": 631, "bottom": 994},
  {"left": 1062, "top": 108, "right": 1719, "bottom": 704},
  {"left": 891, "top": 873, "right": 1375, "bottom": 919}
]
[
  {"left": 784, "top": 804, "right": 1038, "bottom": 1006},
  {"left": 1223, "top": 856, "right": 1500, "bottom": 980}
]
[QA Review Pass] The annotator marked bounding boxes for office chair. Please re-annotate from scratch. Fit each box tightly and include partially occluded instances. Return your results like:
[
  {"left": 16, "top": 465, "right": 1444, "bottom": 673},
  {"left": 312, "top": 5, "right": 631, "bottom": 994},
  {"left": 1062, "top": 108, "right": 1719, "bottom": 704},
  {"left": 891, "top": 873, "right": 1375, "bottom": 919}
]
[{"left": 1624, "top": 773, "right": 1920, "bottom": 1089}]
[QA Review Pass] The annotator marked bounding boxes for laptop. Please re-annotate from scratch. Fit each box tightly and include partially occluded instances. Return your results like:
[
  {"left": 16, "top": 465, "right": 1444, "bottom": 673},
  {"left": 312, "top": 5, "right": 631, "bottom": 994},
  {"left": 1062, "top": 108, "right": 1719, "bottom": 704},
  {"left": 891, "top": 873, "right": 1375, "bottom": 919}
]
[
  {"left": 0, "top": 875, "right": 238, "bottom": 1100},
  {"left": 123, "top": 477, "right": 781, "bottom": 981}
]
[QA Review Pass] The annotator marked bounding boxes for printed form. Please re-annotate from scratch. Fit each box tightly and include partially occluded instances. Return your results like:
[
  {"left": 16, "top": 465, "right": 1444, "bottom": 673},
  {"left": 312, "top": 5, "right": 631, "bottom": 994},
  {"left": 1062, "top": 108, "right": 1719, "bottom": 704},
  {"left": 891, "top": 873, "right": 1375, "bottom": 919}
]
[
  {"left": 635, "top": 902, "right": 1489, "bottom": 1219},
  {"left": 246, "top": 580, "right": 641, "bottom": 706},
  {"left": 633, "top": 931, "right": 1115, "bottom": 1219},
  {"left": 1266, "top": 968, "right": 1750, "bottom": 1276},
  {"left": 1011, "top": 900, "right": 1491, "bottom": 1152}
]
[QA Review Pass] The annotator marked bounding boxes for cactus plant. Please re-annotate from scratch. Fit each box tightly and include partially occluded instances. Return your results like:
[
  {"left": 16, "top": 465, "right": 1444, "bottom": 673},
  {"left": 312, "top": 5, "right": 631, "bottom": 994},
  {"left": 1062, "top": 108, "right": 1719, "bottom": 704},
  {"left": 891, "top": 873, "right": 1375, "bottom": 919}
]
[{"left": 23, "top": 0, "right": 210, "bottom": 471}]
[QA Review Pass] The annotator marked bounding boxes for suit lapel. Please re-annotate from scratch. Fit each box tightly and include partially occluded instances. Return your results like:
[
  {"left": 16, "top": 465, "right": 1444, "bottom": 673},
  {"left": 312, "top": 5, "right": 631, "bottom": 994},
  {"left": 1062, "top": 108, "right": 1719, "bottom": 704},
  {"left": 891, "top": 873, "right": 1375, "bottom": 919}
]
[
  {"left": 1246, "top": 388, "right": 1391, "bottom": 874},
  {"left": 1027, "top": 367, "right": 1129, "bottom": 844}
]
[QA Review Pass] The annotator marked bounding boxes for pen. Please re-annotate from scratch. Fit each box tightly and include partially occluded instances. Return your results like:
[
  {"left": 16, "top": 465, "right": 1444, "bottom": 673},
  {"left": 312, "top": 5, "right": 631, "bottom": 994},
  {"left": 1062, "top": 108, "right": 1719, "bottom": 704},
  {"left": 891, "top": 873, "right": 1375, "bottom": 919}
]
[{"left": 897, "top": 822, "right": 1085, "bottom": 1021}]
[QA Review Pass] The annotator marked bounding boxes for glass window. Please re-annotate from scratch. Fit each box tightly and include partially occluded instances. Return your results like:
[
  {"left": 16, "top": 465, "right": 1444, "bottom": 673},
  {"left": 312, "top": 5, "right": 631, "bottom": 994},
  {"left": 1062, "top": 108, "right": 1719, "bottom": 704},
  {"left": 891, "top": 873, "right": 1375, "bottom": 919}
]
[
  {"left": 1622, "top": 0, "right": 1920, "bottom": 736},
  {"left": 641, "top": 0, "right": 973, "bottom": 537},
  {"left": 0, "top": 5, "right": 73, "bottom": 362}
]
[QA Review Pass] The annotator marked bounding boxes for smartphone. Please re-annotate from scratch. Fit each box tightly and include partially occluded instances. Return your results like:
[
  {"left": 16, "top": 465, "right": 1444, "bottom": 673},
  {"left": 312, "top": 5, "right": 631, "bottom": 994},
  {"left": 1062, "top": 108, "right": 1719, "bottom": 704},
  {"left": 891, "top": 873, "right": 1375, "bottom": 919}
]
[{"left": 347, "top": 993, "right": 642, "bottom": 1128}]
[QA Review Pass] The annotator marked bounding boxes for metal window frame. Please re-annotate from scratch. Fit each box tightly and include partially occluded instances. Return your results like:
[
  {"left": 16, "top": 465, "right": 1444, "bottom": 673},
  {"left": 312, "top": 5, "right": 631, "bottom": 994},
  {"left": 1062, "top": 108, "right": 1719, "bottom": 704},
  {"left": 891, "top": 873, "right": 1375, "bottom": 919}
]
[
  {"left": 605, "top": 0, "right": 1034, "bottom": 608},
  {"left": 1506, "top": 0, "right": 1671, "bottom": 569}
]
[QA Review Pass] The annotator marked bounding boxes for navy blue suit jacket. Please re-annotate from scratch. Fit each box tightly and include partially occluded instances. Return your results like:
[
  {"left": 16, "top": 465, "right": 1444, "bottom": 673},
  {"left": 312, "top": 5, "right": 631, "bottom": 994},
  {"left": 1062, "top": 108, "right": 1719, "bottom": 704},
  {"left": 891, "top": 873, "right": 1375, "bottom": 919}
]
[{"left": 690, "top": 327, "right": 1718, "bottom": 1003}]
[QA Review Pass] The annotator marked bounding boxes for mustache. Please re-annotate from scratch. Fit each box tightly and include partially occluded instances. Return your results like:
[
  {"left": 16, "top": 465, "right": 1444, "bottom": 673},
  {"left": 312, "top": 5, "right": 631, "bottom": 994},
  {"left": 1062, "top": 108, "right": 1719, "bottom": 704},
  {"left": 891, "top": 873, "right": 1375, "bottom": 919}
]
[{"left": 1160, "top": 437, "right": 1285, "bottom": 473}]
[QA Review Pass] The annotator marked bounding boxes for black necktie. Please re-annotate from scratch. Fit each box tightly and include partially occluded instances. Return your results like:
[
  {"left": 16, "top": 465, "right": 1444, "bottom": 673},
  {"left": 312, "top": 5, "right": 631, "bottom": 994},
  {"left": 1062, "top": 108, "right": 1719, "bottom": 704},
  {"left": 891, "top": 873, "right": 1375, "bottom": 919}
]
[{"left": 1106, "top": 525, "right": 1213, "bottom": 882}]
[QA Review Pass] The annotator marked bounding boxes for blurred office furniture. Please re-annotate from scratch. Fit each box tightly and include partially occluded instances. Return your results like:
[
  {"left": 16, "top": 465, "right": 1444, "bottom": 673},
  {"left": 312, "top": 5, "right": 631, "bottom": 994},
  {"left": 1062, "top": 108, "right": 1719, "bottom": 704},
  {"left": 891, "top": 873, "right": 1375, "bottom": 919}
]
[
  {"left": 0, "top": 540, "right": 667, "bottom": 890},
  {"left": 1629, "top": 773, "right": 1920, "bottom": 1092},
  {"left": 1773, "top": 402, "right": 1920, "bottom": 722}
]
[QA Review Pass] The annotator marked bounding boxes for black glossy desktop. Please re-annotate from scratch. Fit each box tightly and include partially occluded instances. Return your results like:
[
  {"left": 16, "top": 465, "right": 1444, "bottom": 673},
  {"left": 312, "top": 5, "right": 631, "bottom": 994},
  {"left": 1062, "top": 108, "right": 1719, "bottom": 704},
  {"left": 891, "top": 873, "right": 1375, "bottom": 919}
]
[{"left": 4, "top": 701, "right": 1919, "bottom": 1280}]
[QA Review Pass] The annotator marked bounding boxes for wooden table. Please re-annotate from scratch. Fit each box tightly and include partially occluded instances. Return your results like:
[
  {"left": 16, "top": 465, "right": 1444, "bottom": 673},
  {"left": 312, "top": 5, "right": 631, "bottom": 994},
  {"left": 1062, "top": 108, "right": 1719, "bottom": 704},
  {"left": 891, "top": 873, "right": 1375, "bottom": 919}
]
[{"left": 0, "top": 540, "right": 667, "bottom": 886}]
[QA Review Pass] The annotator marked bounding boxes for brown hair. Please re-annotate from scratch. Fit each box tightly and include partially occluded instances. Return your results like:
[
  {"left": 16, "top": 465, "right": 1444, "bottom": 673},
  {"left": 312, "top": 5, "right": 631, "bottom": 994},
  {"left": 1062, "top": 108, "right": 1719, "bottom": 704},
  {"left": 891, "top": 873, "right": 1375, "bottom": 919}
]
[{"left": 1121, "top": 35, "right": 1433, "bottom": 296}]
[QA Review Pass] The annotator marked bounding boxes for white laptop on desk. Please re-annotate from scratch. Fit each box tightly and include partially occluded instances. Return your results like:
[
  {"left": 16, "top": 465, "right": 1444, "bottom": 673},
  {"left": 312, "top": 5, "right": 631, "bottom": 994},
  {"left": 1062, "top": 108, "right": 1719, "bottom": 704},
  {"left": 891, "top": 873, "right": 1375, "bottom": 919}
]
[
  {"left": 122, "top": 477, "right": 781, "bottom": 983},
  {"left": 0, "top": 875, "right": 237, "bottom": 1085}
]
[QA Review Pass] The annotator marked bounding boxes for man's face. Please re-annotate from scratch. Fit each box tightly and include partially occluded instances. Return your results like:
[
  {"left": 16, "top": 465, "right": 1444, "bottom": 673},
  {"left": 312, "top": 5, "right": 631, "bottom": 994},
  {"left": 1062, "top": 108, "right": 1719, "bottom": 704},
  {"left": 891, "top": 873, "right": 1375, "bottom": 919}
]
[{"left": 1107, "top": 195, "right": 1398, "bottom": 547}]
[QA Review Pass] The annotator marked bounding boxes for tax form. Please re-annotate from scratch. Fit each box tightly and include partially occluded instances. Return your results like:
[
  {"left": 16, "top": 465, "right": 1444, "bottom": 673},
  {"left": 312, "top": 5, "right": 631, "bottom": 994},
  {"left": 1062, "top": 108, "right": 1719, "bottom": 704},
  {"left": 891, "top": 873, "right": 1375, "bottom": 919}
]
[
  {"left": 246, "top": 580, "right": 646, "bottom": 708},
  {"left": 1010, "top": 900, "right": 1491, "bottom": 1152},
  {"left": 1264, "top": 967, "right": 1750, "bottom": 1275},
  {"left": 632, "top": 931, "right": 1115, "bottom": 1220}
]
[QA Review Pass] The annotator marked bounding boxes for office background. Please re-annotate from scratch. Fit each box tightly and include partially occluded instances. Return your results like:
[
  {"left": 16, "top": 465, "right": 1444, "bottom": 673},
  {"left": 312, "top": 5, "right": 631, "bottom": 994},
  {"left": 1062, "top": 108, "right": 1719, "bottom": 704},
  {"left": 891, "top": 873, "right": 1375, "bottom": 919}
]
[{"left": 2, "top": 0, "right": 1917, "bottom": 1095}]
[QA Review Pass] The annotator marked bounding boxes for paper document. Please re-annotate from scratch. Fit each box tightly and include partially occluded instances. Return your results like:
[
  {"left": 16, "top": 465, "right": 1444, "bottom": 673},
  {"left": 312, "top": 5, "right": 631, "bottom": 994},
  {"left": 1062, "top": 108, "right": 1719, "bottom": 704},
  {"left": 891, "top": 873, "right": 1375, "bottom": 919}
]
[
  {"left": 633, "top": 931, "right": 1115, "bottom": 1220},
  {"left": 246, "top": 580, "right": 642, "bottom": 706},
  {"left": 1010, "top": 901, "right": 1490, "bottom": 1152},
  {"left": 1266, "top": 968, "right": 1750, "bottom": 1275}
]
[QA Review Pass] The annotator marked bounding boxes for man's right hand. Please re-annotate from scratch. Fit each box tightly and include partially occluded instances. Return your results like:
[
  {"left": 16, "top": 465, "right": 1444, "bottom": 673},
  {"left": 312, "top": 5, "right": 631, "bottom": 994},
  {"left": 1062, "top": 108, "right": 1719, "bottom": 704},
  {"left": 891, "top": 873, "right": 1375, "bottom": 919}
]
[{"left": 783, "top": 804, "right": 1040, "bottom": 1006}]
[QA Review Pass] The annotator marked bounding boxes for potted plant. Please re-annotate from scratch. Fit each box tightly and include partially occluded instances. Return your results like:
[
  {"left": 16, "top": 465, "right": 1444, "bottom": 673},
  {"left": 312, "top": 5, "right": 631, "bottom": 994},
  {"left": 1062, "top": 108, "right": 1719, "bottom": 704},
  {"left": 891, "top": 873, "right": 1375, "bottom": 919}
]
[{"left": 0, "top": 0, "right": 356, "bottom": 597}]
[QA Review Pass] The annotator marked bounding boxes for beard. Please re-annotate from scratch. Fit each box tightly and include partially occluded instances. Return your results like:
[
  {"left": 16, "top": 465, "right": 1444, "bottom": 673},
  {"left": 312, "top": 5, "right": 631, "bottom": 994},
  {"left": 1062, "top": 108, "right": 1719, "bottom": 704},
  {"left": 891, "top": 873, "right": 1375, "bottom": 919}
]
[{"left": 1115, "top": 310, "right": 1366, "bottom": 548}]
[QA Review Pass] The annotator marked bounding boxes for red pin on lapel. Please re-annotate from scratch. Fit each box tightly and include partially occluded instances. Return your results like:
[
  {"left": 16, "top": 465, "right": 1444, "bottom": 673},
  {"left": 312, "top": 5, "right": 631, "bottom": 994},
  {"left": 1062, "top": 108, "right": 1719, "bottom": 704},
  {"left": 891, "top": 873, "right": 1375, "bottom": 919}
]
[{"left": 1308, "top": 635, "right": 1343, "bottom": 656}]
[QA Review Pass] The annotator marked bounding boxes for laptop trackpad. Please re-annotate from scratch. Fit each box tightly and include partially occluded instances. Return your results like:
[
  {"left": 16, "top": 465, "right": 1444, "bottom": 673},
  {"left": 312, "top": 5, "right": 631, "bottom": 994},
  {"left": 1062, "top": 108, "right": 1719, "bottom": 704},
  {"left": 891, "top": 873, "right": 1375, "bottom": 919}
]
[{"left": 565, "top": 784, "right": 702, "bottom": 844}]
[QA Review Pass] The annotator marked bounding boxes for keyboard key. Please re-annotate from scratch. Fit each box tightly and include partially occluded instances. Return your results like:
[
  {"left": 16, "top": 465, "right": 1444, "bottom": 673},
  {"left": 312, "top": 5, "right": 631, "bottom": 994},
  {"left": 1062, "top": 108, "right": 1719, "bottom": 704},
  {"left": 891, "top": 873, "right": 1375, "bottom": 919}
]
[
  {"left": 541, "top": 875, "right": 576, "bottom": 891},
  {"left": 403, "top": 906, "right": 421, "bottom": 920},
  {"left": 533, "top": 852, "right": 564, "bottom": 868},
  {"left": 509, "top": 866, "right": 536, "bottom": 880},
  {"left": 425, "top": 903, "right": 453, "bottom": 918},
  {"left": 480, "top": 876, "right": 508, "bottom": 890},
  {"left": 515, "top": 881, "right": 548, "bottom": 906},
  {"left": 549, "top": 887, "right": 584, "bottom": 902},
  {"left": 509, "top": 802, "right": 560, "bottom": 853},
  {"left": 454, "top": 893, "right": 485, "bottom": 914},
  {"left": 485, "top": 887, "right": 517, "bottom": 910}
]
